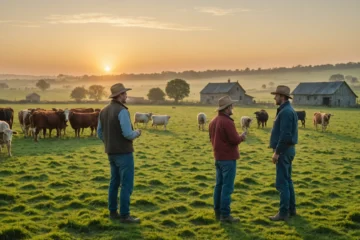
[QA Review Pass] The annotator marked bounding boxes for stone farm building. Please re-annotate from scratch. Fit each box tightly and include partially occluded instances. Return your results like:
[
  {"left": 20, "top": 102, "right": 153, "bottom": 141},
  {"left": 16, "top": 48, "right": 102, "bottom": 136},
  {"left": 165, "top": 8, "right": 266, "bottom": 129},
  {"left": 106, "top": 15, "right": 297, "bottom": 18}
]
[
  {"left": 200, "top": 80, "right": 254, "bottom": 105},
  {"left": 26, "top": 93, "right": 40, "bottom": 102},
  {"left": 291, "top": 81, "right": 358, "bottom": 107}
]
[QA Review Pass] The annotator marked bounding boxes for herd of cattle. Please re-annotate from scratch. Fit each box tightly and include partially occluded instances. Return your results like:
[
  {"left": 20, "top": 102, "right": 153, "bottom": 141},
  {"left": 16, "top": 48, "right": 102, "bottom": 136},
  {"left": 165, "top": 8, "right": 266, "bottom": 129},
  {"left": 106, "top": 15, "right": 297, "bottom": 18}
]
[{"left": 0, "top": 106, "right": 333, "bottom": 157}]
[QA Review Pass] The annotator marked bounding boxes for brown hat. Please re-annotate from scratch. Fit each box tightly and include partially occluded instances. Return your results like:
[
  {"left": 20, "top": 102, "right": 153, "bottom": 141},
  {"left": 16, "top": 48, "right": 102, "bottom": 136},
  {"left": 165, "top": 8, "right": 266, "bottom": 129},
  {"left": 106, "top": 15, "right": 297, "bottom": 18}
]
[
  {"left": 108, "top": 83, "right": 132, "bottom": 98},
  {"left": 271, "top": 85, "right": 292, "bottom": 99},
  {"left": 216, "top": 95, "right": 238, "bottom": 111}
]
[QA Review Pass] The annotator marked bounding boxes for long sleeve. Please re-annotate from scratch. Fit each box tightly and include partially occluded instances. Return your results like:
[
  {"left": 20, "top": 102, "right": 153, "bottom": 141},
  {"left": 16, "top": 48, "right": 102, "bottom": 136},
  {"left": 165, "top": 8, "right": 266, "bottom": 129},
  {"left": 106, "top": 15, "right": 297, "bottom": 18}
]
[
  {"left": 223, "top": 122, "right": 243, "bottom": 145},
  {"left": 275, "top": 111, "right": 294, "bottom": 154},
  {"left": 118, "top": 109, "right": 139, "bottom": 140},
  {"left": 97, "top": 117, "right": 103, "bottom": 142}
]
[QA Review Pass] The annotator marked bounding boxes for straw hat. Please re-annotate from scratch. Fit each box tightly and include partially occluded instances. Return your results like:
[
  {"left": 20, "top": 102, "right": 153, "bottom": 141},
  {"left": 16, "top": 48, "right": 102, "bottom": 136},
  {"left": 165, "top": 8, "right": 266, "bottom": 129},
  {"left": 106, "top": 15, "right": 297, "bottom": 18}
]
[
  {"left": 270, "top": 85, "right": 292, "bottom": 99},
  {"left": 216, "top": 95, "right": 238, "bottom": 111},
  {"left": 108, "top": 83, "right": 132, "bottom": 98}
]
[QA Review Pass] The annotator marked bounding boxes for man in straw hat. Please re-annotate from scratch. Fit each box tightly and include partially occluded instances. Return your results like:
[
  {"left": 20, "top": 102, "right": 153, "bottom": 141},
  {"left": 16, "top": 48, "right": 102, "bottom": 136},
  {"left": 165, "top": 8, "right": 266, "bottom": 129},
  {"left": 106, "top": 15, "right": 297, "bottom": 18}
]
[
  {"left": 269, "top": 85, "right": 298, "bottom": 221},
  {"left": 97, "top": 83, "right": 142, "bottom": 223},
  {"left": 209, "top": 95, "right": 247, "bottom": 223}
]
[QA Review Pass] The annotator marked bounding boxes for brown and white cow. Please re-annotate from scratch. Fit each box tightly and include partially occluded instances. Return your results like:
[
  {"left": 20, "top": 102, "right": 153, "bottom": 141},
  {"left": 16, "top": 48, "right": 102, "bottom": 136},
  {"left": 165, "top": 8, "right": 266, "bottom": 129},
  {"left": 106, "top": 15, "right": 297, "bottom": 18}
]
[
  {"left": 313, "top": 112, "right": 333, "bottom": 132},
  {"left": 31, "top": 109, "right": 69, "bottom": 142},
  {"left": 69, "top": 111, "right": 99, "bottom": 138},
  {"left": 0, "top": 120, "right": 16, "bottom": 157},
  {"left": 241, "top": 116, "right": 253, "bottom": 132}
]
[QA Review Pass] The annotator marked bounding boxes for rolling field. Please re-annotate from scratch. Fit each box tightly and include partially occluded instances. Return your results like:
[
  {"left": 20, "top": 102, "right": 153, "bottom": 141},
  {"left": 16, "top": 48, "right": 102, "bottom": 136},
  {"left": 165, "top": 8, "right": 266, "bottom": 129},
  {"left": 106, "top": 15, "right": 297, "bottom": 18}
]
[{"left": 1, "top": 104, "right": 360, "bottom": 240}]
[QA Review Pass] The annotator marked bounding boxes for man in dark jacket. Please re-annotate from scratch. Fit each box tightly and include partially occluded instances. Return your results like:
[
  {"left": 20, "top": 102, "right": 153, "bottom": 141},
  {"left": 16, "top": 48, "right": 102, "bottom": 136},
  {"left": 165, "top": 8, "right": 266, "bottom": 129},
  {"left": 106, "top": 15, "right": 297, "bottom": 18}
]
[
  {"left": 269, "top": 85, "right": 298, "bottom": 221},
  {"left": 209, "top": 96, "right": 246, "bottom": 223},
  {"left": 97, "top": 83, "right": 142, "bottom": 223}
]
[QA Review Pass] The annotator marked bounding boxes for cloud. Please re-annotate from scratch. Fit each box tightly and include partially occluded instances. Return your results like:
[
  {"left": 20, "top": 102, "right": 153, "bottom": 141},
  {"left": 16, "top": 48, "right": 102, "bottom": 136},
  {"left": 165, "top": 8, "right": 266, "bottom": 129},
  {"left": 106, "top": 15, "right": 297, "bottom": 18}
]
[
  {"left": 46, "top": 13, "right": 211, "bottom": 31},
  {"left": 195, "top": 7, "right": 251, "bottom": 16},
  {"left": 0, "top": 20, "right": 40, "bottom": 28}
]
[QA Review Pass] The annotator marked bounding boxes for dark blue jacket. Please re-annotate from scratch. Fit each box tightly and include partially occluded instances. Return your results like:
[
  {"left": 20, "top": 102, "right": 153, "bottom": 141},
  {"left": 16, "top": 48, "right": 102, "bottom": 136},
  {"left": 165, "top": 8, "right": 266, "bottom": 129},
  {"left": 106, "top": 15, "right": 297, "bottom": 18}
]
[{"left": 270, "top": 101, "right": 298, "bottom": 154}]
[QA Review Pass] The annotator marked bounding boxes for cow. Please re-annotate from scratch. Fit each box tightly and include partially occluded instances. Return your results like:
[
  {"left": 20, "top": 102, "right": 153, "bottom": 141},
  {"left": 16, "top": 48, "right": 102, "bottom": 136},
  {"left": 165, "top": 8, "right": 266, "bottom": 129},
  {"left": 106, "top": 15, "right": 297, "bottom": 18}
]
[
  {"left": 254, "top": 110, "right": 269, "bottom": 128},
  {"left": 0, "top": 107, "right": 14, "bottom": 129},
  {"left": 296, "top": 111, "right": 306, "bottom": 128},
  {"left": 94, "top": 108, "right": 101, "bottom": 112},
  {"left": 70, "top": 108, "right": 95, "bottom": 134},
  {"left": 0, "top": 120, "right": 16, "bottom": 157},
  {"left": 69, "top": 111, "right": 99, "bottom": 138},
  {"left": 18, "top": 109, "right": 31, "bottom": 137},
  {"left": 151, "top": 115, "right": 171, "bottom": 130},
  {"left": 313, "top": 112, "right": 333, "bottom": 132},
  {"left": 197, "top": 113, "right": 206, "bottom": 131},
  {"left": 31, "top": 109, "right": 69, "bottom": 142},
  {"left": 134, "top": 112, "right": 153, "bottom": 128},
  {"left": 241, "top": 116, "right": 253, "bottom": 132},
  {"left": 24, "top": 108, "right": 46, "bottom": 138}
]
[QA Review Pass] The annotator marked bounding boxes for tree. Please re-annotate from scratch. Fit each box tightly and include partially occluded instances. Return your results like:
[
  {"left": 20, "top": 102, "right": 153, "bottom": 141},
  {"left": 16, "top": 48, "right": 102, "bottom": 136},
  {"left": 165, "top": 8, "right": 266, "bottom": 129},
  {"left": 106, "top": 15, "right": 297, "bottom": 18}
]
[
  {"left": 329, "top": 74, "right": 345, "bottom": 82},
  {"left": 262, "top": 84, "right": 266, "bottom": 89},
  {"left": 345, "top": 75, "right": 353, "bottom": 81},
  {"left": 70, "top": 87, "right": 88, "bottom": 102},
  {"left": 147, "top": 87, "right": 166, "bottom": 101},
  {"left": 36, "top": 79, "right": 50, "bottom": 91},
  {"left": 351, "top": 77, "right": 359, "bottom": 84},
  {"left": 88, "top": 85, "right": 106, "bottom": 102},
  {"left": 165, "top": 79, "right": 190, "bottom": 103}
]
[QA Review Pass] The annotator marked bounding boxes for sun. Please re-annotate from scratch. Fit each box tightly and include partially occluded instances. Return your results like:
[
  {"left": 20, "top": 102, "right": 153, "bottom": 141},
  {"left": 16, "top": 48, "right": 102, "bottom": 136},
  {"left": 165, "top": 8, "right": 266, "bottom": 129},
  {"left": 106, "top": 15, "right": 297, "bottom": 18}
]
[{"left": 104, "top": 65, "right": 111, "bottom": 72}]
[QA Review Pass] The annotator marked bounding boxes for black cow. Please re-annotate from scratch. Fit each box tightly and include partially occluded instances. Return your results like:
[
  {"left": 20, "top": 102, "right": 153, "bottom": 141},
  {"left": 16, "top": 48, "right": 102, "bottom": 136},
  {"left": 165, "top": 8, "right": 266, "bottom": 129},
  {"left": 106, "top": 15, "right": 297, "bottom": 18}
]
[
  {"left": 296, "top": 111, "right": 306, "bottom": 128},
  {"left": 254, "top": 109, "right": 269, "bottom": 128},
  {"left": 0, "top": 107, "right": 14, "bottom": 129}
]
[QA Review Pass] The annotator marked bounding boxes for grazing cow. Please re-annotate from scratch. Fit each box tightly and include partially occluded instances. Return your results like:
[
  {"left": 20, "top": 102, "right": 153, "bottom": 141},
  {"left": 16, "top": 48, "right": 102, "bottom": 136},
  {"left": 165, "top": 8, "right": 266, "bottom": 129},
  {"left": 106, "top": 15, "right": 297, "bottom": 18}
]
[
  {"left": 0, "top": 107, "right": 14, "bottom": 129},
  {"left": 134, "top": 112, "right": 153, "bottom": 128},
  {"left": 313, "top": 112, "right": 333, "bottom": 132},
  {"left": 241, "top": 116, "right": 252, "bottom": 132},
  {"left": 94, "top": 108, "right": 101, "bottom": 112},
  {"left": 296, "top": 111, "right": 306, "bottom": 128},
  {"left": 31, "top": 109, "right": 69, "bottom": 142},
  {"left": 197, "top": 113, "right": 206, "bottom": 131},
  {"left": 0, "top": 120, "right": 16, "bottom": 157},
  {"left": 70, "top": 108, "right": 95, "bottom": 134},
  {"left": 151, "top": 115, "right": 171, "bottom": 130},
  {"left": 18, "top": 109, "right": 31, "bottom": 137},
  {"left": 254, "top": 110, "right": 269, "bottom": 128},
  {"left": 69, "top": 112, "right": 99, "bottom": 138}
]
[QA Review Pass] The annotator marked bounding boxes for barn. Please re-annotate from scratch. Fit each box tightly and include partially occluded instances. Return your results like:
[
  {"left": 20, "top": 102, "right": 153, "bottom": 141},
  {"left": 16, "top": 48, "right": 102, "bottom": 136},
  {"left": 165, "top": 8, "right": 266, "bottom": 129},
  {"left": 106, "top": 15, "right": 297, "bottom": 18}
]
[
  {"left": 200, "top": 80, "right": 254, "bottom": 105},
  {"left": 26, "top": 93, "right": 41, "bottom": 103},
  {"left": 291, "top": 81, "right": 358, "bottom": 107}
]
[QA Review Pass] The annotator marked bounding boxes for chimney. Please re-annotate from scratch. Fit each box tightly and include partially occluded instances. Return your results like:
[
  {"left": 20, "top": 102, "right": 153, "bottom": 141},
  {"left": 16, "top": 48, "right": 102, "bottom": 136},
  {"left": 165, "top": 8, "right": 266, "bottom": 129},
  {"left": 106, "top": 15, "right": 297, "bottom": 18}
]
[{"left": 228, "top": 78, "right": 230, "bottom": 83}]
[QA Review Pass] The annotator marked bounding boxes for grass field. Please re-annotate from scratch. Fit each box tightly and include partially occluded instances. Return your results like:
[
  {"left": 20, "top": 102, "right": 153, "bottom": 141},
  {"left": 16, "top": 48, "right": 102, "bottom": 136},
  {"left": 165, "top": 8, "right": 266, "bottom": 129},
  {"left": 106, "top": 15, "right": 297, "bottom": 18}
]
[{"left": 0, "top": 104, "right": 360, "bottom": 240}]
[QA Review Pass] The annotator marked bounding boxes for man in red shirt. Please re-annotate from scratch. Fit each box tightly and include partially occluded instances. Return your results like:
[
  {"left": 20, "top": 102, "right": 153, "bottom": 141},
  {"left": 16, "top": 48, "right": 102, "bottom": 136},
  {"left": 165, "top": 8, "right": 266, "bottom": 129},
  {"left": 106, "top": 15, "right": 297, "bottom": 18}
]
[{"left": 209, "top": 95, "right": 246, "bottom": 223}]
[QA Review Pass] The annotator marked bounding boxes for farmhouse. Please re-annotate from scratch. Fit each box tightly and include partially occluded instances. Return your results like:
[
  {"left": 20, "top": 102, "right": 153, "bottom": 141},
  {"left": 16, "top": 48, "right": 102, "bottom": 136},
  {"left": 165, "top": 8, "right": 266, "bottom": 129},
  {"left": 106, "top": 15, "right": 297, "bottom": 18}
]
[
  {"left": 26, "top": 93, "right": 40, "bottom": 103},
  {"left": 200, "top": 79, "right": 254, "bottom": 104},
  {"left": 291, "top": 81, "right": 358, "bottom": 107}
]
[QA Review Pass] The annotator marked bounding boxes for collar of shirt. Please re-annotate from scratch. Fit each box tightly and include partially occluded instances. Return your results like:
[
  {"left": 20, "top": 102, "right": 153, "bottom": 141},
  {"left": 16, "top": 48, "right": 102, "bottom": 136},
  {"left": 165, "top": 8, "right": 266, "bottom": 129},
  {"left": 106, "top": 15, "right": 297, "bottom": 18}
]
[
  {"left": 218, "top": 112, "right": 235, "bottom": 121},
  {"left": 276, "top": 101, "right": 290, "bottom": 115}
]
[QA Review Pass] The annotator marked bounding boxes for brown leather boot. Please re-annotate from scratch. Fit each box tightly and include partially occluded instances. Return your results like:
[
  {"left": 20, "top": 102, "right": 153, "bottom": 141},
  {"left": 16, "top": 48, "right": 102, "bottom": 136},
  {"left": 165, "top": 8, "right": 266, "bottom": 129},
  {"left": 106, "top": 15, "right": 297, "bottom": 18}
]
[
  {"left": 109, "top": 211, "right": 121, "bottom": 219},
  {"left": 120, "top": 215, "right": 141, "bottom": 224},
  {"left": 220, "top": 215, "right": 240, "bottom": 223},
  {"left": 269, "top": 212, "right": 289, "bottom": 221}
]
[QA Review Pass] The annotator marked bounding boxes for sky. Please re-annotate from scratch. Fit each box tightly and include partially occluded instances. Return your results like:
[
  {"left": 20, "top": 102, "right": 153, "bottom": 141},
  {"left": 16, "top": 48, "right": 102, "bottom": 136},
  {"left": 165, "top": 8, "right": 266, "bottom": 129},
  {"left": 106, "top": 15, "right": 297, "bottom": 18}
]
[{"left": 0, "top": 0, "right": 359, "bottom": 75}]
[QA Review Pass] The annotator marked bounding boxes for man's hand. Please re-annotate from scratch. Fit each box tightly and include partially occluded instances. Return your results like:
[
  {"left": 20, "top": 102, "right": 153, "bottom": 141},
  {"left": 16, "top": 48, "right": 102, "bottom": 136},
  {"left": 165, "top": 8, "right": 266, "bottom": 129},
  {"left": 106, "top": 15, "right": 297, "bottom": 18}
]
[
  {"left": 136, "top": 129, "right": 142, "bottom": 137},
  {"left": 272, "top": 152, "right": 279, "bottom": 164},
  {"left": 240, "top": 132, "right": 247, "bottom": 141}
]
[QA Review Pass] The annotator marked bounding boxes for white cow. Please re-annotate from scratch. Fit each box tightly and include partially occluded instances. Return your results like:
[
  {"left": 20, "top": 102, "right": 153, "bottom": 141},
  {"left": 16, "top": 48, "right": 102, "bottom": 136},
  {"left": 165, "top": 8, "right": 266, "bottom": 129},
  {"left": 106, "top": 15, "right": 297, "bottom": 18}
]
[
  {"left": 197, "top": 113, "right": 207, "bottom": 131},
  {"left": 241, "top": 116, "right": 253, "bottom": 132},
  {"left": 134, "top": 112, "right": 153, "bottom": 128},
  {"left": 18, "top": 109, "right": 31, "bottom": 137},
  {"left": 0, "top": 120, "right": 16, "bottom": 157},
  {"left": 151, "top": 115, "right": 171, "bottom": 130}
]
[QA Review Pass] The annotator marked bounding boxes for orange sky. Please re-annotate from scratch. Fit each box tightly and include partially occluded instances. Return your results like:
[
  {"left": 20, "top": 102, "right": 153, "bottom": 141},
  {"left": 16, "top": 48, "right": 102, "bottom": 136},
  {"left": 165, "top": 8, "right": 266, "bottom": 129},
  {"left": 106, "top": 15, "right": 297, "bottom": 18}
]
[{"left": 0, "top": 0, "right": 359, "bottom": 75}]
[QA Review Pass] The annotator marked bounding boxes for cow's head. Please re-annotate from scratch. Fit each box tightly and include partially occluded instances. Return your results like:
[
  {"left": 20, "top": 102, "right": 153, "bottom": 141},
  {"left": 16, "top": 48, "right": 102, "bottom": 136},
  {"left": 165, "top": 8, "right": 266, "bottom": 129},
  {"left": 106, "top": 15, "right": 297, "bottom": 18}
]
[
  {"left": 167, "top": 115, "right": 171, "bottom": 120},
  {"left": 147, "top": 113, "right": 153, "bottom": 119},
  {"left": 63, "top": 108, "right": 70, "bottom": 121},
  {"left": 247, "top": 118, "right": 253, "bottom": 124},
  {"left": 1, "top": 129, "right": 15, "bottom": 142}
]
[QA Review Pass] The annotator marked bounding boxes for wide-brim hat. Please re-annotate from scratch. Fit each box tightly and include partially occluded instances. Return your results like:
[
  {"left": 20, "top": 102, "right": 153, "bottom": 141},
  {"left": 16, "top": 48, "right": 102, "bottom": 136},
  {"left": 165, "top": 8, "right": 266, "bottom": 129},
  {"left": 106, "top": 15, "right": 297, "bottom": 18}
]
[
  {"left": 108, "top": 83, "right": 132, "bottom": 98},
  {"left": 216, "top": 95, "right": 238, "bottom": 111},
  {"left": 271, "top": 85, "right": 292, "bottom": 99}
]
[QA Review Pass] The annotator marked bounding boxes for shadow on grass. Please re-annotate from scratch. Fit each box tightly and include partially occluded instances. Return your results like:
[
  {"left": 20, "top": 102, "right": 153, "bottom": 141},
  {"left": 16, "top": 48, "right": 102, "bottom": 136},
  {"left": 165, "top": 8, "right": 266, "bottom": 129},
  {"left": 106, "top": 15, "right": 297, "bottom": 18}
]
[{"left": 221, "top": 223, "right": 267, "bottom": 240}]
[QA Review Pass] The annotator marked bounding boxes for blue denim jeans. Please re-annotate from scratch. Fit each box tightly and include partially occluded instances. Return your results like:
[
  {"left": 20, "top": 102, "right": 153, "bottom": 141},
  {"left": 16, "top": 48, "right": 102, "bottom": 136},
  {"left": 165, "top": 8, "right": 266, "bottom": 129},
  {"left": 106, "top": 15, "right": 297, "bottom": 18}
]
[
  {"left": 213, "top": 160, "right": 236, "bottom": 217},
  {"left": 276, "top": 146, "right": 296, "bottom": 217},
  {"left": 108, "top": 153, "right": 134, "bottom": 217}
]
